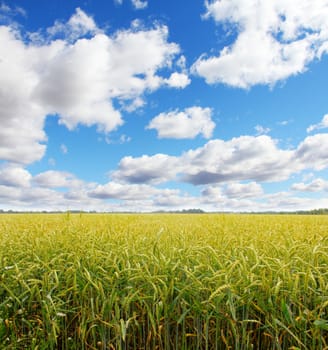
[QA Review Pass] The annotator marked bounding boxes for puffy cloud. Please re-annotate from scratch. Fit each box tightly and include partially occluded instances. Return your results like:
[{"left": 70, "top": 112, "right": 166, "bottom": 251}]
[
  {"left": 0, "top": 164, "right": 32, "bottom": 187},
  {"left": 165, "top": 72, "right": 191, "bottom": 88},
  {"left": 295, "top": 134, "right": 328, "bottom": 171},
  {"left": 0, "top": 26, "right": 47, "bottom": 164},
  {"left": 0, "top": 162, "right": 327, "bottom": 212},
  {"left": 35, "top": 33, "right": 123, "bottom": 133},
  {"left": 33, "top": 170, "right": 84, "bottom": 189},
  {"left": 111, "top": 133, "right": 328, "bottom": 186},
  {"left": 131, "top": 0, "right": 148, "bottom": 9},
  {"left": 200, "top": 185, "right": 328, "bottom": 212},
  {"left": 121, "top": 97, "right": 145, "bottom": 112},
  {"left": 112, "top": 153, "right": 180, "bottom": 184},
  {"left": 0, "top": 9, "right": 184, "bottom": 165},
  {"left": 89, "top": 182, "right": 158, "bottom": 200},
  {"left": 153, "top": 191, "right": 197, "bottom": 208},
  {"left": 307, "top": 114, "right": 328, "bottom": 133},
  {"left": 200, "top": 184, "right": 263, "bottom": 210},
  {"left": 193, "top": 0, "right": 328, "bottom": 88},
  {"left": 89, "top": 182, "right": 185, "bottom": 206},
  {"left": 147, "top": 107, "right": 215, "bottom": 139},
  {"left": 182, "top": 135, "right": 294, "bottom": 184},
  {"left": 36, "top": 25, "right": 181, "bottom": 132},
  {"left": 47, "top": 7, "right": 99, "bottom": 41},
  {"left": 224, "top": 182, "right": 263, "bottom": 198},
  {"left": 291, "top": 178, "right": 328, "bottom": 192}
]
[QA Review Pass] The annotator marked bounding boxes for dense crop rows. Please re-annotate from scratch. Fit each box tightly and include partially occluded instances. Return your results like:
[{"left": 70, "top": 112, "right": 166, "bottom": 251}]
[{"left": 1, "top": 213, "right": 328, "bottom": 349}]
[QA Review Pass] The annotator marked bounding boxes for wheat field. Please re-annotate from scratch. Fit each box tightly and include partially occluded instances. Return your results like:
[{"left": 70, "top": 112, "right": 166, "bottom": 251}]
[{"left": 1, "top": 213, "right": 328, "bottom": 349}]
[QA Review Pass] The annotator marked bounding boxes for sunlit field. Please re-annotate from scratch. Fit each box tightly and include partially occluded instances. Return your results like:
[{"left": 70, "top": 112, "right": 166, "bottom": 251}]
[{"left": 1, "top": 213, "right": 328, "bottom": 349}]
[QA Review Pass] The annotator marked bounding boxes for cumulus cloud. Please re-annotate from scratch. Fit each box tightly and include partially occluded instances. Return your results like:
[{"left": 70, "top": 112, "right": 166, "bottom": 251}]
[
  {"left": 0, "top": 26, "right": 47, "bottom": 164},
  {"left": 89, "top": 182, "right": 181, "bottom": 202},
  {"left": 295, "top": 133, "right": 328, "bottom": 171},
  {"left": 111, "top": 133, "right": 328, "bottom": 186},
  {"left": 47, "top": 7, "right": 99, "bottom": 41},
  {"left": 307, "top": 114, "right": 328, "bottom": 133},
  {"left": 131, "top": 0, "right": 148, "bottom": 9},
  {"left": 192, "top": 0, "right": 328, "bottom": 88},
  {"left": 147, "top": 107, "right": 215, "bottom": 139},
  {"left": 224, "top": 182, "right": 263, "bottom": 198},
  {"left": 36, "top": 24, "right": 181, "bottom": 133},
  {"left": 1, "top": 159, "right": 328, "bottom": 212},
  {"left": 89, "top": 182, "right": 158, "bottom": 200},
  {"left": 201, "top": 182, "right": 263, "bottom": 204},
  {"left": 112, "top": 153, "right": 180, "bottom": 184},
  {"left": 200, "top": 185, "right": 328, "bottom": 212},
  {"left": 0, "top": 8, "right": 184, "bottom": 165},
  {"left": 153, "top": 191, "right": 197, "bottom": 208},
  {"left": 33, "top": 170, "right": 84, "bottom": 189},
  {"left": 182, "top": 135, "right": 294, "bottom": 184},
  {"left": 164, "top": 72, "right": 191, "bottom": 88},
  {"left": 291, "top": 178, "right": 328, "bottom": 192},
  {"left": 0, "top": 164, "right": 32, "bottom": 187}
]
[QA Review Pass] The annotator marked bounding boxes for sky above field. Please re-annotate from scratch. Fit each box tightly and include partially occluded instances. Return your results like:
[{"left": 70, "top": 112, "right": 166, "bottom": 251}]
[{"left": 1, "top": 0, "right": 328, "bottom": 212}]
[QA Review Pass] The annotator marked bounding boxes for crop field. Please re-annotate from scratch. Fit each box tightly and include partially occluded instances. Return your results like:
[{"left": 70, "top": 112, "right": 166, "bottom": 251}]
[{"left": 1, "top": 213, "right": 328, "bottom": 349}]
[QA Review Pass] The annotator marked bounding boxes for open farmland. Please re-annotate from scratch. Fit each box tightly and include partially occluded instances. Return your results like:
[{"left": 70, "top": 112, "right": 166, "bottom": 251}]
[{"left": 1, "top": 213, "right": 328, "bottom": 349}]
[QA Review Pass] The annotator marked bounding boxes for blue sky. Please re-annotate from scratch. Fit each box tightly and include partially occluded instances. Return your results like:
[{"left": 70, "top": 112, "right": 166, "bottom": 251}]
[{"left": 1, "top": 0, "right": 328, "bottom": 212}]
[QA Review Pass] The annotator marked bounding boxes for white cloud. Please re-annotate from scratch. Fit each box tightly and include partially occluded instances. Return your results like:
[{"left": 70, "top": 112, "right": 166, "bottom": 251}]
[
  {"left": 0, "top": 3, "right": 26, "bottom": 19},
  {"left": 147, "top": 106, "right": 215, "bottom": 139},
  {"left": 112, "top": 153, "right": 180, "bottom": 184},
  {"left": 0, "top": 26, "right": 47, "bottom": 164},
  {"left": 153, "top": 191, "right": 197, "bottom": 208},
  {"left": 193, "top": 0, "right": 328, "bottom": 88},
  {"left": 295, "top": 133, "right": 328, "bottom": 171},
  {"left": 131, "top": 0, "right": 148, "bottom": 9},
  {"left": 278, "top": 120, "right": 292, "bottom": 126},
  {"left": 113, "top": 0, "right": 148, "bottom": 10},
  {"left": 176, "top": 55, "right": 187, "bottom": 70},
  {"left": 0, "top": 9, "right": 185, "bottom": 165},
  {"left": 89, "top": 182, "right": 182, "bottom": 202},
  {"left": 89, "top": 182, "right": 157, "bottom": 200},
  {"left": 307, "top": 114, "right": 328, "bottom": 133},
  {"left": 112, "top": 133, "right": 328, "bottom": 186},
  {"left": 47, "top": 8, "right": 99, "bottom": 41},
  {"left": 119, "top": 134, "right": 132, "bottom": 144},
  {"left": 0, "top": 164, "right": 32, "bottom": 187},
  {"left": 88, "top": 182, "right": 199, "bottom": 211},
  {"left": 255, "top": 125, "right": 271, "bottom": 135},
  {"left": 224, "top": 182, "right": 263, "bottom": 198},
  {"left": 182, "top": 135, "right": 294, "bottom": 184},
  {"left": 121, "top": 97, "right": 145, "bottom": 112},
  {"left": 201, "top": 182, "right": 263, "bottom": 204},
  {"left": 291, "top": 178, "right": 328, "bottom": 192},
  {"left": 201, "top": 185, "right": 223, "bottom": 200},
  {"left": 165, "top": 72, "right": 191, "bottom": 88},
  {"left": 34, "top": 170, "right": 84, "bottom": 189},
  {"left": 200, "top": 185, "right": 328, "bottom": 212},
  {"left": 0, "top": 161, "right": 327, "bottom": 212}
]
